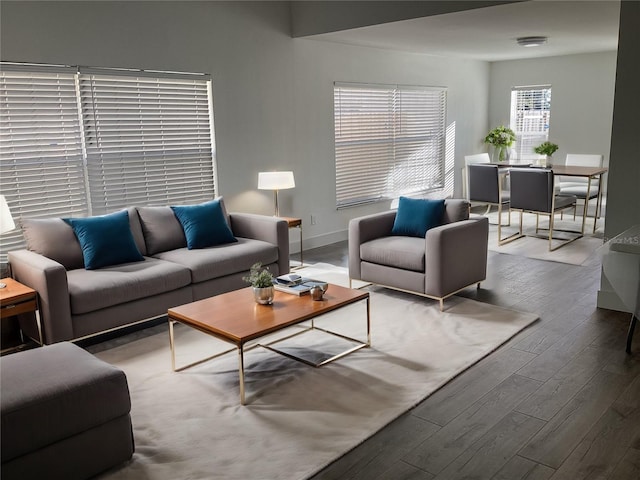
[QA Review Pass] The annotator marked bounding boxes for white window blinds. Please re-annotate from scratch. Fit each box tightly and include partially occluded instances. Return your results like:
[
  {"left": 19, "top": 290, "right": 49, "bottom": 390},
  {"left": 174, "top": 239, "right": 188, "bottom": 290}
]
[
  {"left": 0, "top": 63, "right": 216, "bottom": 263},
  {"left": 334, "top": 83, "right": 446, "bottom": 208},
  {"left": 0, "top": 68, "right": 88, "bottom": 257},
  {"left": 510, "top": 85, "right": 551, "bottom": 162},
  {"left": 80, "top": 71, "right": 215, "bottom": 214}
]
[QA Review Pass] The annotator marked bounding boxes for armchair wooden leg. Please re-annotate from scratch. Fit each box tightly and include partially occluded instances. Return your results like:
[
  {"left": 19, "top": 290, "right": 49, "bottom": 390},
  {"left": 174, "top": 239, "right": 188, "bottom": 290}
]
[{"left": 439, "top": 299, "right": 444, "bottom": 311}]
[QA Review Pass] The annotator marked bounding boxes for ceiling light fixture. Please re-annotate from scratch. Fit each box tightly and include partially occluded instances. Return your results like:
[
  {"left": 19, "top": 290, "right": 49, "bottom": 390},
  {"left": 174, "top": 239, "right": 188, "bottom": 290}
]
[{"left": 517, "top": 36, "right": 548, "bottom": 47}]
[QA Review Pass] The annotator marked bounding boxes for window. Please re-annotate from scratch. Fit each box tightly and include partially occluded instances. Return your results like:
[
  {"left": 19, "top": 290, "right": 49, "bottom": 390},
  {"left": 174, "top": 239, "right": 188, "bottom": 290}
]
[
  {"left": 334, "top": 82, "right": 447, "bottom": 209},
  {"left": 510, "top": 85, "right": 551, "bottom": 162},
  {"left": 0, "top": 63, "right": 216, "bottom": 261}
]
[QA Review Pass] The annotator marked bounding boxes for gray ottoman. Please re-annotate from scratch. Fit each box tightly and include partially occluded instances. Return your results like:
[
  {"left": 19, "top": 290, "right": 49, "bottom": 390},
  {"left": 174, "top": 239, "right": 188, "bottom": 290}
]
[{"left": 1, "top": 342, "right": 134, "bottom": 480}]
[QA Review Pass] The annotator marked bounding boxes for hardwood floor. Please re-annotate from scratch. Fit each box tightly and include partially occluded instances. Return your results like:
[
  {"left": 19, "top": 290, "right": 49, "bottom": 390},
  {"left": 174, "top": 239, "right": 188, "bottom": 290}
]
[{"left": 305, "top": 240, "right": 640, "bottom": 480}]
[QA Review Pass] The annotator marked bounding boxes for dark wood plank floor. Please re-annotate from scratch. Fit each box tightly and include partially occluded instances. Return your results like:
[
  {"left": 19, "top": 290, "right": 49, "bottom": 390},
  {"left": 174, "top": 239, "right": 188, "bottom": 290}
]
[{"left": 305, "top": 240, "right": 640, "bottom": 480}]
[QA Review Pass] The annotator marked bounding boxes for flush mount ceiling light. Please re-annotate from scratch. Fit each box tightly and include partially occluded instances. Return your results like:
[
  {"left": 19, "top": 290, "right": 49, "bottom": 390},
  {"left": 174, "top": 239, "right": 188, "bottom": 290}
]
[{"left": 517, "top": 36, "right": 548, "bottom": 47}]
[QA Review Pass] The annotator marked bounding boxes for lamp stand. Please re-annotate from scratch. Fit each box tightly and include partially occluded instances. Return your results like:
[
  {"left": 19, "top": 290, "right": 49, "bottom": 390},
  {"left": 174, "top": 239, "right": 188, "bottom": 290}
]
[{"left": 273, "top": 190, "right": 280, "bottom": 217}]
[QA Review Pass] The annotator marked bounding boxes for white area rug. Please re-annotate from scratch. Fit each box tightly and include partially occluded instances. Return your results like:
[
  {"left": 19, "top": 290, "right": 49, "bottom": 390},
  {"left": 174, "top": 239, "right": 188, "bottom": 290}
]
[
  {"left": 485, "top": 210, "right": 604, "bottom": 265},
  {"left": 95, "top": 264, "right": 538, "bottom": 480}
]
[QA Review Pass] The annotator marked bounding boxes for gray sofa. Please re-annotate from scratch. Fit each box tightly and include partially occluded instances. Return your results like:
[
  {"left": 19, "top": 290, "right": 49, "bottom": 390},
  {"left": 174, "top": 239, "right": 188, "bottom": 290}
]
[
  {"left": 348, "top": 199, "right": 489, "bottom": 309},
  {"left": 8, "top": 201, "right": 289, "bottom": 344}
]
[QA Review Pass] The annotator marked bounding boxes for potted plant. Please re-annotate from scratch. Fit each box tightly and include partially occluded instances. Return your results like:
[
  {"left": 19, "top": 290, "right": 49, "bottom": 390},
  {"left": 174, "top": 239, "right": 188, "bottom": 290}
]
[
  {"left": 243, "top": 262, "right": 275, "bottom": 305},
  {"left": 484, "top": 125, "right": 516, "bottom": 162},
  {"left": 534, "top": 141, "right": 559, "bottom": 167}
]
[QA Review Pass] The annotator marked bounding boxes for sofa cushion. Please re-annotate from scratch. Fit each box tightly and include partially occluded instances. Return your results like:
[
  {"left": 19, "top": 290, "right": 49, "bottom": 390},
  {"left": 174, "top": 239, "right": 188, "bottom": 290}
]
[
  {"left": 360, "top": 236, "right": 425, "bottom": 272},
  {"left": 126, "top": 206, "right": 147, "bottom": 257},
  {"left": 21, "top": 218, "right": 84, "bottom": 270},
  {"left": 64, "top": 210, "right": 145, "bottom": 270},
  {"left": 391, "top": 197, "right": 445, "bottom": 238},
  {"left": 171, "top": 199, "right": 237, "bottom": 249},
  {"left": 137, "top": 206, "right": 187, "bottom": 255},
  {"left": 442, "top": 199, "right": 470, "bottom": 224},
  {"left": 153, "top": 237, "right": 278, "bottom": 284},
  {"left": 0, "top": 342, "right": 131, "bottom": 463},
  {"left": 67, "top": 257, "right": 191, "bottom": 314}
]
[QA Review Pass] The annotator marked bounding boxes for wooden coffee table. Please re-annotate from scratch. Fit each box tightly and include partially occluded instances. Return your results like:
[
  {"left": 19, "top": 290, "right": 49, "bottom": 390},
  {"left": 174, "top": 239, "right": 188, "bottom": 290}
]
[{"left": 167, "top": 283, "right": 370, "bottom": 405}]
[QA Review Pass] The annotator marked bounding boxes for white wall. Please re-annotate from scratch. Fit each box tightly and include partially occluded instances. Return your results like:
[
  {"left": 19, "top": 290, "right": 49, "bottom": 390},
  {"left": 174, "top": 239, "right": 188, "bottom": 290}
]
[
  {"left": 291, "top": 39, "right": 489, "bottom": 248},
  {"left": 488, "top": 52, "right": 617, "bottom": 169},
  {"left": 0, "top": 1, "right": 490, "bottom": 251}
]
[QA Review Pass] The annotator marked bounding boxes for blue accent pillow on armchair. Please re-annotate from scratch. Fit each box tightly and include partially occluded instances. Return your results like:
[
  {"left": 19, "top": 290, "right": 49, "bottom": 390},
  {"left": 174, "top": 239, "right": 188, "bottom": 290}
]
[
  {"left": 391, "top": 197, "right": 446, "bottom": 238},
  {"left": 171, "top": 199, "right": 238, "bottom": 249},
  {"left": 64, "top": 210, "right": 145, "bottom": 270}
]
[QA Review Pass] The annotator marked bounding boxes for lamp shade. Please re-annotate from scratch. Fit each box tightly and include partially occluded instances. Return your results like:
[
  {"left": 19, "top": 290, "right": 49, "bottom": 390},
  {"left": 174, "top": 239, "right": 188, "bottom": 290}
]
[
  {"left": 0, "top": 195, "right": 15, "bottom": 234},
  {"left": 258, "top": 171, "right": 295, "bottom": 190}
]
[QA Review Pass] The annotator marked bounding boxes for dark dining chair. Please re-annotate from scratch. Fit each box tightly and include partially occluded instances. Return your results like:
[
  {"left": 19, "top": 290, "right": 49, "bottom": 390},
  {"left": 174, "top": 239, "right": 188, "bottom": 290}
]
[
  {"left": 508, "top": 167, "right": 582, "bottom": 251},
  {"left": 468, "top": 164, "right": 516, "bottom": 245}
]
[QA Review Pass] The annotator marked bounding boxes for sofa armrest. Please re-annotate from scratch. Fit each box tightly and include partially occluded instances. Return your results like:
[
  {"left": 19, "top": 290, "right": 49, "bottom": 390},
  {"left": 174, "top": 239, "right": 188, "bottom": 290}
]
[
  {"left": 229, "top": 213, "right": 290, "bottom": 275},
  {"left": 7, "top": 250, "right": 74, "bottom": 344},
  {"left": 348, "top": 210, "right": 397, "bottom": 280},
  {"left": 424, "top": 217, "right": 489, "bottom": 297}
]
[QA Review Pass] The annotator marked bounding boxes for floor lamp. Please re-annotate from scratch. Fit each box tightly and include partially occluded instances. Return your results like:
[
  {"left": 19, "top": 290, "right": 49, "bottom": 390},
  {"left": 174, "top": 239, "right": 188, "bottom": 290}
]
[
  {"left": 0, "top": 195, "right": 16, "bottom": 288},
  {"left": 257, "top": 171, "right": 295, "bottom": 217}
]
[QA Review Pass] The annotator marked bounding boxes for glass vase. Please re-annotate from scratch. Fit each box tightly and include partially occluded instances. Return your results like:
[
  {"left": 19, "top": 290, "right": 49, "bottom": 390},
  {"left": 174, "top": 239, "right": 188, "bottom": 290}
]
[{"left": 492, "top": 146, "right": 509, "bottom": 163}]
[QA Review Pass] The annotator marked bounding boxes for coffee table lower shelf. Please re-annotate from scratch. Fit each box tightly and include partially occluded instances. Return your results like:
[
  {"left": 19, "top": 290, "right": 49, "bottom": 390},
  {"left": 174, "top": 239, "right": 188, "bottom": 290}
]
[{"left": 168, "top": 285, "right": 370, "bottom": 405}]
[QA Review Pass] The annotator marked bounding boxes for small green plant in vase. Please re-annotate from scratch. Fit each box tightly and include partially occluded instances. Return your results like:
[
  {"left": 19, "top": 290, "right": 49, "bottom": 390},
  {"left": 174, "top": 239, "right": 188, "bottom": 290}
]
[
  {"left": 484, "top": 125, "right": 516, "bottom": 162},
  {"left": 534, "top": 141, "right": 559, "bottom": 167},
  {"left": 243, "top": 262, "right": 275, "bottom": 304}
]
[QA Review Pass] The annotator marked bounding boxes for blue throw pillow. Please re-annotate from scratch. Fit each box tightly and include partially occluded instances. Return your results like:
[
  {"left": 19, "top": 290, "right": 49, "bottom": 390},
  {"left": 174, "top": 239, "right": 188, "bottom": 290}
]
[
  {"left": 391, "top": 197, "right": 446, "bottom": 238},
  {"left": 171, "top": 199, "right": 237, "bottom": 249},
  {"left": 64, "top": 210, "right": 145, "bottom": 270}
]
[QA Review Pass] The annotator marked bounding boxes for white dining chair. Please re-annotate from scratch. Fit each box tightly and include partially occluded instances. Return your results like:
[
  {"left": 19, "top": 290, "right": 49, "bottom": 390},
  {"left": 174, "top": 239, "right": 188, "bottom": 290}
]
[
  {"left": 557, "top": 153, "right": 604, "bottom": 221},
  {"left": 556, "top": 154, "right": 604, "bottom": 189}
]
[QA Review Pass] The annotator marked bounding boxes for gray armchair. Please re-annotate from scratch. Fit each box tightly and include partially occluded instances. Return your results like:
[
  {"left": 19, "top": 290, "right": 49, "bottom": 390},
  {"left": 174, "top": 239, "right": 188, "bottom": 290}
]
[{"left": 348, "top": 199, "right": 489, "bottom": 310}]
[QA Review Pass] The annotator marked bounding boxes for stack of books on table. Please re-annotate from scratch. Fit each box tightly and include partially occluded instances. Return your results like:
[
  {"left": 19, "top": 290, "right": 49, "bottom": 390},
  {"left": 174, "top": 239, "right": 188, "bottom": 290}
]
[{"left": 273, "top": 274, "right": 326, "bottom": 296}]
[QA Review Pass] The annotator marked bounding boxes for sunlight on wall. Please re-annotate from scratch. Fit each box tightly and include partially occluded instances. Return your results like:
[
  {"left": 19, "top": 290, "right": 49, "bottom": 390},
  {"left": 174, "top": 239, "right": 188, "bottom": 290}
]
[{"left": 444, "top": 121, "right": 456, "bottom": 197}]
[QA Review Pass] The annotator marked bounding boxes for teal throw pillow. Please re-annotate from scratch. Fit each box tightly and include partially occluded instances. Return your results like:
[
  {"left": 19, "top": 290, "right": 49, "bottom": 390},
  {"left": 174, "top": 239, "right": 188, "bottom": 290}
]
[
  {"left": 391, "top": 197, "right": 445, "bottom": 238},
  {"left": 64, "top": 210, "right": 145, "bottom": 270},
  {"left": 171, "top": 199, "right": 237, "bottom": 249}
]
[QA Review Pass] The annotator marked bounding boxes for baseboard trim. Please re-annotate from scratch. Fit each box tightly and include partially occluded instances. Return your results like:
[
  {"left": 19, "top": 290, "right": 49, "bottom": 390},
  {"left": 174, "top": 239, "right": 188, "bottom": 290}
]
[{"left": 289, "top": 229, "right": 348, "bottom": 254}]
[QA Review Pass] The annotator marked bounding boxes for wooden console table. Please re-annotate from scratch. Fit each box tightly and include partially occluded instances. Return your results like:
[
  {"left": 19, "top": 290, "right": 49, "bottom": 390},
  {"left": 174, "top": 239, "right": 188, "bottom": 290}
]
[
  {"left": 280, "top": 216, "right": 303, "bottom": 268},
  {"left": 0, "top": 278, "right": 42, "bottom": 353}
]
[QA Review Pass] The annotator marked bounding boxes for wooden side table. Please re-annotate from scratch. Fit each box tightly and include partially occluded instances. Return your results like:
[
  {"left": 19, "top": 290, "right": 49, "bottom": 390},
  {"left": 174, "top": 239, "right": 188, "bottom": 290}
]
[
  {"left": 0, "top": 278, "right": 42, "bottom": 352},
  {"left": 280, "top": 217, "right": 303, "bottom": 269}
]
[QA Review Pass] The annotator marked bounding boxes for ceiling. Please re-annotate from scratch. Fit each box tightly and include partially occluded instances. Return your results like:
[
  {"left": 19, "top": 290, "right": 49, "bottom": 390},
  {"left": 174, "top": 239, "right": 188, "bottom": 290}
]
[{"left": 308, "top": 0, "right": 621, "bottom": 62}]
